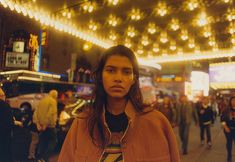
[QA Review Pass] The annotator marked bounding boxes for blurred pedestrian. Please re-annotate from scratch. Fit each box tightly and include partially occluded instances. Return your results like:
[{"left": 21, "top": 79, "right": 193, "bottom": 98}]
[
  {"left": 221, "top": 96, "right": 235, "bottom": 162},
  {"left": 33, "top": 90, "right": 58, "bottom": 162},
  {"left": 158, "top": 95, "right": 176, "bottom": 127},
  {"left": 58, "top": 45, "right": 180, "bottom": 162},
  {"left": 26, "top": 109, "right": 39, "bottom": 160},
  {"left": 0, "top": 88, "right": 14, "bottom": 162},
  {"left": 176, "top": 95, "right": 198, "bottom": 155},
  {"left": 197, "top": 96, "right": 214, "bottom": 148}
]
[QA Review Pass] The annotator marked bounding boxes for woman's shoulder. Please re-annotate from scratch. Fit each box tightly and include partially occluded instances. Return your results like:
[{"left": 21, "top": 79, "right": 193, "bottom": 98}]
[
  {"left": 141, "top": 107, "right": 169, "bottom": 123},
  {"left": 74, "top": 106, "right": 92, "bottom": 120}
]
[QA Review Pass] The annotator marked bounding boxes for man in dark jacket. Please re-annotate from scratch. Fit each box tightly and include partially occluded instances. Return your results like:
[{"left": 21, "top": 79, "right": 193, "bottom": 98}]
[{"left": 0, "top": 88, "right": 14, "bottom": 162}]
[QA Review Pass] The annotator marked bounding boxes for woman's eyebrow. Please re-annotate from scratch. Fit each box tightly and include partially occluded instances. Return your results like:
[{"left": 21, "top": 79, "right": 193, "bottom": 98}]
[{"left": 105, "top": 64, "right": 133, "bottom": 68}]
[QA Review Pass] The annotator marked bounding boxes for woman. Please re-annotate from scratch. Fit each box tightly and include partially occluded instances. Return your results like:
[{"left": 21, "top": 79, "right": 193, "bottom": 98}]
[
  {"left": 58, "top": 45, "right": 180, "bottom": 162},
  {"left": 197, "top": 97, "right": 214, "bottom": 148},
  {"left": 221, "top": 96, "right": 235, "bottom": 162}
]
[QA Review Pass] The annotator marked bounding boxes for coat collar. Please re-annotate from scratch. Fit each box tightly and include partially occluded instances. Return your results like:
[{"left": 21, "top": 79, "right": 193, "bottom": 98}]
[{"left": 102, "top": 100, "right": 137, "bottom": 123}]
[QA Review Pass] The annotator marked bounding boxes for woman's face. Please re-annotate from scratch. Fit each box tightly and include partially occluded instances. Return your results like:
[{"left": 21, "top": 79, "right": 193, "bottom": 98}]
[
  {"left": 231, "top": 98, "right": 235, "bottom": 108},
  {"left": 102, "top": 55, "right": 135, "bottom": 99}
]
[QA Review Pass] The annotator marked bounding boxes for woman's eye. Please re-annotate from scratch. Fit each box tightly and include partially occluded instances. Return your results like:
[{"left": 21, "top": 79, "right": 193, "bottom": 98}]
[
  {"left": 123, "top": 70, "right": 132, "bottom": 75},
  {"left": 106, "top": 69, "right": 114, "bottom": 73}
]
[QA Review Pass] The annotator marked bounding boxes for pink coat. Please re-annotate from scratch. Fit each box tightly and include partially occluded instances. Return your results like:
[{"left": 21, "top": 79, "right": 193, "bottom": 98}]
[{"left": 58, "top": 101, "right": 180, "bottom": 162}]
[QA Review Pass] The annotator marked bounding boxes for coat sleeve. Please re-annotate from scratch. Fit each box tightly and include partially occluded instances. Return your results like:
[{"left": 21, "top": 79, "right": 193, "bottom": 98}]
[
  {"left": 58, "top": 118, "right": 79, "bottom": 162},
  {"left": 162, "top": 115, "right": 181, "bottom": 162}
]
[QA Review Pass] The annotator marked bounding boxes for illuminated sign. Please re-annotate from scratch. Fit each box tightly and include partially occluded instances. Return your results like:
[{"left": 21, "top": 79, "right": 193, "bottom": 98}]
[
  {"left": 13, "top": 41, "right": 25, "bottom": 53},
  {"left": 156, "top": 75, "right": 183, "bottom": 82},
  {"left": 5, "top": 52, "right": 29, "bottom": 68},
  {"left": 209, "top": 62, "right": 235, "bottom": 83},
  {"left": 191, "top": 71, "right": 209, "bottom": 96}
]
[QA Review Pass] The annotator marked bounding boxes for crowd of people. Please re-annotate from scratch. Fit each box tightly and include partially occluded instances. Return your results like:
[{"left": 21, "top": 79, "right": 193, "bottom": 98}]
[
  {"left": 0, "top": 88, "right": 72, "bottom": 162},
  {"left": 155, "top": 93, "right": 235, "bottom": 162}
]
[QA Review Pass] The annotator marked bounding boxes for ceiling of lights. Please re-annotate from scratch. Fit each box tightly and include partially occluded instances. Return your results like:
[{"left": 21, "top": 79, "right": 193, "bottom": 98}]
[
  {"left": 36, "top": 0, "right": 235, "bottom": 56},
  {"left": 1, "top": 0, "right": 235, "bottom": 62}
]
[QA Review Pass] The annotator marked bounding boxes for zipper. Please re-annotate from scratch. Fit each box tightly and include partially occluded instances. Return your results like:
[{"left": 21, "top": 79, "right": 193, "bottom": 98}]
[
  {"left": 98, "top": 121, "right": 112, "bottom": 162},
  {"left": 120, "top": 120, "right": 132, "bottom": 162}
]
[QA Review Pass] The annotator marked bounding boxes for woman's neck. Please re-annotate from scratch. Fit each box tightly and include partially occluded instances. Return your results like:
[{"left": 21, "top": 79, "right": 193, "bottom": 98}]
[{"left": 106, "top": 97, "right": 127, "bottom": 115}]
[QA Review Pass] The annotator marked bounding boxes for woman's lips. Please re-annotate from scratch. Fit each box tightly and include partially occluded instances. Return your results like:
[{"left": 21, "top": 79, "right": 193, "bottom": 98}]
[{"left": 110, "top": 85, "right": 124, "bottom": 91}]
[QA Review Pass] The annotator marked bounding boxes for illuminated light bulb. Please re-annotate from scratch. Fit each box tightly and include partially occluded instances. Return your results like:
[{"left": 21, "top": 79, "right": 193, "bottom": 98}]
[
  {"left": 62, "top": 11, "right": 66, "bottom": 17},
  {"left": 124, "top": 38, "right": 132, "bottom": 48},
  {"left": 187, "top": 0, "right": 199, "bottom": 11},
  {"left": 181, "top": 29, "right": 188, "bottom": 41},
  {"left": 67, "top": 13, "right": 71, "bottom": 19},
  {"left": 142, "top": 40, "right": 149, "bottom": 46},
  {"left": 137, "top": 49, "right": 144, "bottom": 55},
  {"left": 208, "top": 36, "right": 216, "bottom": 47},
  {"left": 147, "top": 23, "right": 157, "bottom": 34},
  {"left": 226, "top": 8, "right": 235, "bottom": 21},
  {"left": 109, "top": 31, "right": 117, "bottom": 41},
  {"left": 15, "top": 4, "right": 21, "bottom": 13},
  {"left": 160, "top": 32, "right": 168, "bottom": 43},
  {"left": 83, "top": 42, "right": 92, "bottom": 51},
  {"left": 181, "top": 34, "right": 188, "bottom": 41},
  {"left": 222, "top": 0, "right": 230, "bottom": 3},
  {"left": 228, "top": 21, "right": 235, "bottom": 34},
  {"left": 127, "top": 26, "right": 136, "bottom": 37},
  {"left": 153, "top": 43, "right": 159, "bottom": 53},
  {"left": 177, "top": 48, "right": 183, "bottom": 55},
  {"left": 125, "top": 42, "right": 132, "bottom": 48},
  {"left": 88, "top": 6, "right": 94, "bottom": 13},
  {"left": 213, "top": 44, "right": 219, "bottom": 51},
  {"left": 108, "top": 0, "right": 120, "bottom": 6},
  {"left": 141, "top": 36, "right": 149, "bottom": 46},
  {"left": 162, "top": 50, "right": 168, "bottom": 56},
  {"left": 0, "top": 0, "right": 8, "bottom": 8},
  {"left": 169, "top": 41, "right": 176, "bottom": 51},
  {"left": 170, "top": 18, "right": 180, "bottom": 31},
  {"left": 156, "top": 2, "right": 168, "bottom": 17},
  {"left": 130, "top": 8, "right": 142, "bottom": 21},
  {"left": 148, "top": 28, "right": 156, "bottom": 34},
  {"left": 170, "top": 45, "right": 176, "bottom": 51},
  {"left": 231, "top": 35, "right": 235, "bottom": 44},
  {"left": 153, "top": 47, "right": 159, "bottom": 53},
  {"left": 195, "top": 46, "right": 201, "bottom": 53},
  {"left": 158, "top": 8, "right": 167, "bottom": 17},
  {"left": 197, "top": 12, "right": 208, "bottom": 26},
  {"left": 8, "top": 1, "right": 15, "bottom": 11},
  {"left": 82, "top": 2, "right": 95, "bottom": 13},
  {"left": 189, "top": 43, "right": 195, "bottom": 48},
  {"left": 209, "top": 40, "right": 215, "bottom": 46},
  {"left": 108, "top": 14, "right": 119, "bottom": 27}
]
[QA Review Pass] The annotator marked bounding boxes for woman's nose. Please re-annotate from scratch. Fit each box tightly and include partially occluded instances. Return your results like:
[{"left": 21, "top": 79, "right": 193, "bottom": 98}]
[{"left": 113, "top": 72, "right": 123, "bottom": 82}]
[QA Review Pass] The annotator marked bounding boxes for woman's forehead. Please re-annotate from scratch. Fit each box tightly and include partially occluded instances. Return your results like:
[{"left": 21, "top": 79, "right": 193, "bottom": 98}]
[{"left": 104, "top": 55, "right": 133, "bottom": 68}]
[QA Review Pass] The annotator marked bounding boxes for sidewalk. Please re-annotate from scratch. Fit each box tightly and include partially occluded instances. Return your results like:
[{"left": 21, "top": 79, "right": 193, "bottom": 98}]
[{"left": 174, "top": 117, "right": 235, "bottom": 162}]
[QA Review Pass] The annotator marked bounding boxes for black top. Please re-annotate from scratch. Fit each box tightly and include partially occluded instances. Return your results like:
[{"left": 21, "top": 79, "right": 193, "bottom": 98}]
[
  {"left": 197, "top": 105, "right": 214, "bottom": 124},
  {"left": 221, "top": 108, "right": 235, "bottom": 129},
  {"left": 105, "top": 110, "right": 128, "bottom": 133},
  {"left": 0, "top": 99, "right": 14, "bottom": 133}
]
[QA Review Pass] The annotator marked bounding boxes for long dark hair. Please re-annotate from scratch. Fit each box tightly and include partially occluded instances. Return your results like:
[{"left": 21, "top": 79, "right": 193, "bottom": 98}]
[
  {"left": 229, "top": 96, "right": 235, "bottom": 110},
  {"left": 88, "top": 45, "right": 144, "bottom": 148}
]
